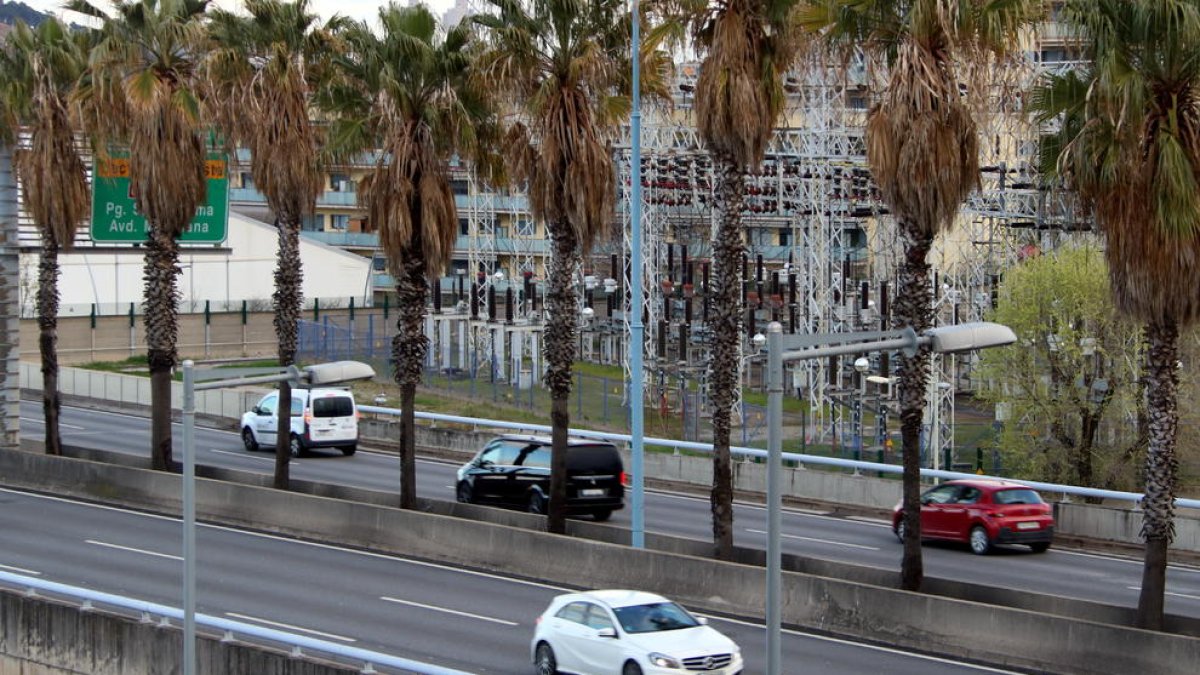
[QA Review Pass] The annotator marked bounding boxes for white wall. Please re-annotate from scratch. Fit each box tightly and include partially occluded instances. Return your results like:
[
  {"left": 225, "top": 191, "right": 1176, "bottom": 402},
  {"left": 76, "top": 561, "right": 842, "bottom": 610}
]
[{"left": 20, "top": 212, "right": 372, "bottom": 317}]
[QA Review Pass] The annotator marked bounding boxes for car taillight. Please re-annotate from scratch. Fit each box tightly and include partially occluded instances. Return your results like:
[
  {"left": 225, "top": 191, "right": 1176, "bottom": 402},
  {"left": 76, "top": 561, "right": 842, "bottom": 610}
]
[
  {"left": 621, "top": 471, "right": 629, "bottom": 487},
  {"left": 304, "top": 410, "right": 312, "bottom": 425}
]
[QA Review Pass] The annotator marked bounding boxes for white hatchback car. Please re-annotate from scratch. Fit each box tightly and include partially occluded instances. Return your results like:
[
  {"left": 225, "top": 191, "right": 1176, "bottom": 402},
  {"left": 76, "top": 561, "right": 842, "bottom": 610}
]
[
  {"left": 531, "top": 590, "right": 743, "bottom": 675},
  {"left": 240, "top": 388, "right": 359, "bottom": 457}
]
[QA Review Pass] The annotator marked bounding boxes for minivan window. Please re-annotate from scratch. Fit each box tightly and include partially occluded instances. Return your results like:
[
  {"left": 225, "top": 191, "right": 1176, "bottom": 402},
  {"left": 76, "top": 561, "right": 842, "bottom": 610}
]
[
  {"left": 312, "top": 396, "right": 354, "bottom": 418},
  {"left": 517, "top": 446, "right": 551, "bottom": 469},
  {"left": 566, "top": 445, "right": 622, "bottom": 472}
]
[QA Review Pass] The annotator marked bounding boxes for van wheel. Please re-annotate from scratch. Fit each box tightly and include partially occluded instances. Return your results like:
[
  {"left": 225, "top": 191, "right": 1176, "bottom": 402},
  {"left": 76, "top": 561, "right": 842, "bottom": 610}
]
[
  {"left": 592, "top": 509, "right": 612, "bottom": 522},
  {"left": 456, "top": 481, "right": 474, "bottom": 504},
  {"left": 241, "top": 428, "right": 259, "bottom": 452},
  {"left": 340, "top": 444, "right": 356, "bottom": 456},
  {"left": 289, "top": 434, "right": 308, "bottom": 458},
  {"left": 622, "top": 661, "right": 643, "bottom": 675},
  {"left": 527, "top": 492, "right": 545, "bottom": 515}
]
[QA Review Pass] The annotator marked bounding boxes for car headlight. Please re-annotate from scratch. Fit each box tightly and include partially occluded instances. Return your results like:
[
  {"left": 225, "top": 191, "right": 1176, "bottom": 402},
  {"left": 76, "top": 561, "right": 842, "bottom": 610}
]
[{"left": 648, "top": 652, "right": 682, "bottom": 669}]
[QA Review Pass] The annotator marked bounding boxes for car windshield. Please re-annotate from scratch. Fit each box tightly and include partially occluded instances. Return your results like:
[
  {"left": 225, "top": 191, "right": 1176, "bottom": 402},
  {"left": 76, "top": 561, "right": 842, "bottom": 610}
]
[
  {"left": 613, "top": 602, "right": 699, "bottom": 634},
  {"left": 993, "top": 488, "right": 1043, "bottom": 505}
]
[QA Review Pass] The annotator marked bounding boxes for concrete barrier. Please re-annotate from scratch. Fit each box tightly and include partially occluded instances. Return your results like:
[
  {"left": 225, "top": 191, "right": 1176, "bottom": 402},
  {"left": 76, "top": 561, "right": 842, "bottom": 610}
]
[
  {"left": 2, "top": 448, "right": 1197, "bottom": 675},
  {"left": 0, "top": 589, "right": 357, "bottom": 675}
]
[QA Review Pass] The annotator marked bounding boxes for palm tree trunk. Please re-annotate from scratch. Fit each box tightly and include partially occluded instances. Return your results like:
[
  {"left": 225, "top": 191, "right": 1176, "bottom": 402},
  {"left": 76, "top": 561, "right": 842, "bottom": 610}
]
[
  {"left": 1136, "top": 319, "right": 1179, "bottom": 630},
  {"left": 545, "top": 219, "right": 579, "bottom": 534},
  {"left": 393, "top": 251, "right": 428, "bottom": 511},
  {"left": 709, "top": 155, "right": 746, "bottom": 561},
  {"left": 145, "top": 229, "right": 181, "bottom": 471},
  {"left": 273, "top": 217, "right": 303, "bottom": 489},
  {"left": 38, "top": 237, "right": 62, "bottom": 456},
  {"left": 895, "top": 218, "right": 933, "bottom": 591}
]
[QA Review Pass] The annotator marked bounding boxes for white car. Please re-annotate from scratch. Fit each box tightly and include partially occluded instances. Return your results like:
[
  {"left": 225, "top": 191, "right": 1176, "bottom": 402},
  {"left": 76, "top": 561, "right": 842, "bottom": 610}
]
[
  {"left": 531, "top": 590, "right": 743, "bottom": 675},
  {"left": 240, "top": 388, "right": 359, "bottom": 457}
]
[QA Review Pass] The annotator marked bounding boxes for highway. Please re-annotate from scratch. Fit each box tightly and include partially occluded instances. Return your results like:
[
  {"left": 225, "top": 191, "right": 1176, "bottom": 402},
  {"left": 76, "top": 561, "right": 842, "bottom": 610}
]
[
  {"left": 19, "top": 400, "right": 1200, "bottom": 623},
  {"left": 0, "top": 487, "right": 1017, "bottom": 674}
]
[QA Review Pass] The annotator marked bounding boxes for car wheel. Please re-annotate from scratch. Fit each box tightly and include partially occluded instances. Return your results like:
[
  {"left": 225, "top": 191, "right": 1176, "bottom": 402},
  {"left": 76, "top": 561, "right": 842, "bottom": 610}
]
[
  {"left": 969, "top": 525, "right": 993, "bottom": 555},
  {"left": 241, "top": 428, "right": 259, "bottom": 452},
  {"left": 527, "top": 492, "right": 545, "bottom": 515},
  {"left": 895, "top": 519, "right": 906, "bottom": 544},
  {"left": 1030, "top": 542, "right": 1051, "bottom": 553},
  {"left": 340, "top": 444, "right": 357, "bottom": 457},
  {"left": 456, "top": 481, "right": 474, "bottom": 504},
  {"left": 289, "top": 434, "right": 308, "bottom": 458},
  {"left": 592, "top": 509, "right": 613, "bottom": 522},
  {"left": 622, "top": 661, "right": 643, "bottom": 675},
  {"left": 534, "top": 642, "right": 557, "bottom": 675}
]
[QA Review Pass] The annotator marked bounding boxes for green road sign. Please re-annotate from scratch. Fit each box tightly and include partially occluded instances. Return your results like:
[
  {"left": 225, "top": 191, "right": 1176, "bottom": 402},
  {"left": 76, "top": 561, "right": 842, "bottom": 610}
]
[{"left": 90, "top": 152, "right": 230, "bottom": 243}]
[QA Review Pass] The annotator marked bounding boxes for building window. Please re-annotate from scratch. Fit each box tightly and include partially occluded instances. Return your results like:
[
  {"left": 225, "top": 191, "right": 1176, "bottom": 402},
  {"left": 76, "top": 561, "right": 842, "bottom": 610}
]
[
  {"left": 331, "top": 214, "right": 350, "bottom": 231},
  {"left": 778, "top": 229, "right": 791, "bottom": 247},
  {"left": 240, "top": 172, "right": 254, "bottom": 189},
  {"left": 516, "top": 218, "right": 535, "bottom": 236},
  {"left": 330, "top": 173, "right": 351, "bottom": 192},
  {"left": 302, "top": 214, "right": 324, "bottom": 231},
  {"left": 458, "top": 217, "right": 470, "bottom": 236},
  {"left": 451, "top": 179, "right": 469, "bottom": 196}
]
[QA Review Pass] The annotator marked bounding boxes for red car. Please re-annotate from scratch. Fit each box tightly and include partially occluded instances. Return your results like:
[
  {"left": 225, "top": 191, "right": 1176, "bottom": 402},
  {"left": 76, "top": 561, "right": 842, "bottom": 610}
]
[{"left": 891, "top": 479, "right": 1055, "bottom": 555}]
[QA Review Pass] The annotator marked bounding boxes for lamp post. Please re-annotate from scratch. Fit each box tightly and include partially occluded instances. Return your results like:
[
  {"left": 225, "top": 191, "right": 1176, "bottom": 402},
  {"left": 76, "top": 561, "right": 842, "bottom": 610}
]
[
  {"left": 853, "top": 357, "right": 869, "bottom": 468},
  {"left": 179, "top": 359, "right": 376, "bottom": 675},
  {"left": 763, "top": 321, "right": 1016, "bottom": 675}
]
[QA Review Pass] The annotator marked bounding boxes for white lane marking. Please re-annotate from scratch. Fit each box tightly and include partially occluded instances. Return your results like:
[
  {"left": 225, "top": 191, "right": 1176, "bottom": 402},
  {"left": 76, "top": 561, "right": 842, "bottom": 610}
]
[
  {"left": 85, "top": 540, "right": 182, "bottom": 561},
  {"left": 703, "top": 614, "right": 1023, "bottom": 674},
  {"left": 211, "top": 449, "right": 275, "bottom": 462},
  {"left": 745, "top": 528, "right": 880, "bottom": 551},
  {"left": 1058, "top": 549, "right": 1200, "bottom": 573},
  {"left": 20, "top": 417, "right": 85, "bottom": 430},
  {"left": 380, "top": 596, "right": 519, "bottom": 626},
  {"left": 1126, "top": 586, "right": 1200, "bottom": 601},
  {"left": 225, "top": 612, "right": 357, "bottom": 642},
  {"left": 0, "top": 563, "right": 41, "bottom": 575}
]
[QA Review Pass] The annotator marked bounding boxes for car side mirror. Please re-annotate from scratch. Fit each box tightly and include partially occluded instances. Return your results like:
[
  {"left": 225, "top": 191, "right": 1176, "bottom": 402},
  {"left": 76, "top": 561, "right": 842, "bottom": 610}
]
[{"left": 596, "top": 627, "right": 617, "bottom": 639}]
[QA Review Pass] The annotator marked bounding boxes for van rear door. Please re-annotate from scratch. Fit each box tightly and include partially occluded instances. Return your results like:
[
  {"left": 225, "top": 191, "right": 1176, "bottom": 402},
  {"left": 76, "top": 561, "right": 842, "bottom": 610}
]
[{"left": 307, "top": 393, "right": 357, "bottom": 443}]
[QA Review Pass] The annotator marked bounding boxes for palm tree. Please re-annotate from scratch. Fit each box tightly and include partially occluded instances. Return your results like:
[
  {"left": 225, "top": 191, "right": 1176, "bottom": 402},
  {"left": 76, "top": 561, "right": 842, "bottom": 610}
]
[
  {"left": 71, "top": 0, "right": 212, "bottom": 471},
  {"left": 320, "top": 2, "right": 500, "bottom": 509},
  {"left": 0, "top": 20, "right": 92, "bottom": 457},
  {"left": 207, "top": 0, "right": 344, "bottom": 490},
  {"left": 473, "top": 0, "right": 633, "bottom": 533},
  {"left": 1033, "top": 0, "right": 1200, "bottom": 631},
  {"left": 649, "top": 0, "right": 805, "bottom": 559},
  {"left": 802, "top": 0, "right": 1042, "bottom": 589}
]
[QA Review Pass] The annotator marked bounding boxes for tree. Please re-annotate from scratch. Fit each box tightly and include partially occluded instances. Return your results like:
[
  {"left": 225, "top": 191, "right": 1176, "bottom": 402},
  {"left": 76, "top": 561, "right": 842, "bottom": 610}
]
[
  {"left": 650, "top": 0, "right": 805, "bottom": 560},
  {"left": 473, "top": 0, "right": 632, "bottom": 533},
  {"left": 803, "top": 0, "right": 1043, "bottom": 590},
  {"left": 207, "top": 0, "right": 343, "bottom": 489},
  {"left": 72, "top": 0, "right": 212, "bottom": 471},
  {"left": 1033, "top": 0, "right": 1200, "bottom": 630},
  {"left": 321, "top": 2, "right": 499, "bottom": 509},
  {"left": 977, "top": 246, "right": 1146, "bottom": 491},
  {"left": 0, "top": 19, "right": 91, "bottom": 456}
]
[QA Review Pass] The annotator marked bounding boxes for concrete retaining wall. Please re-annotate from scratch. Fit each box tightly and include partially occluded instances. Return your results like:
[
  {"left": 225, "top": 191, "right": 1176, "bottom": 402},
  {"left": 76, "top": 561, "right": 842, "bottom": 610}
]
[
  {"left": 2, "top": 449, "right": 1197, "bottom": 675},
  {"left": 0, "top": 588, "right": 356, "bottom": 675}
]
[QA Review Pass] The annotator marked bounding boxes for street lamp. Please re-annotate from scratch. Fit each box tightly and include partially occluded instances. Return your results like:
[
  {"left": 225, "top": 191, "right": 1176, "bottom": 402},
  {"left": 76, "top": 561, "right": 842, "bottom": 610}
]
[
  {"left": 180, "top": 359, "right": 376, "bottom": 675},
  {"left": 763, "top": 321, "right": 1015, "bottom": 675}
]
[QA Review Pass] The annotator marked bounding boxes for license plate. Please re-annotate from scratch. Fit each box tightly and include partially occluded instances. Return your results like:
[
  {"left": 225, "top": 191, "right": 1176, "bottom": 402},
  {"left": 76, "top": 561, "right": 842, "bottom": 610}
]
[
  {"left": 580, "top": 488, "right": 605, "bottom": 497},
  {"left": 1017, "top": 521, "right": 1039, "bottom": 530}
]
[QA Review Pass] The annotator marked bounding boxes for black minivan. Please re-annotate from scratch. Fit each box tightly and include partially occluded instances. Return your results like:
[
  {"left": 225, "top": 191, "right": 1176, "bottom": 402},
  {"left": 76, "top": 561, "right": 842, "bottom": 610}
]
[{"left": 455, "top": 435, "right": 626, "bottom": 521}]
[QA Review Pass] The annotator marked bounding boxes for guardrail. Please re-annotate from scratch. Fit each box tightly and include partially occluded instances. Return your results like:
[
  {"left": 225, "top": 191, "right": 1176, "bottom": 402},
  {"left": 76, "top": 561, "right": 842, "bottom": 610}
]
[
  {"left": 360, "top": 404, "right": 1200, "bottom": 511},
  {"left": 0, "top": 569, "right": 471, "bottom": 675}
]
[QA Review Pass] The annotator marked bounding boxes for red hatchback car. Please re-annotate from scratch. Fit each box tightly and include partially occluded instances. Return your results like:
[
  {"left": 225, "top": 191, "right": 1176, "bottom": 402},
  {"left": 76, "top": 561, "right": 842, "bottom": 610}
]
[{"left": 891, "top": 479, "right": 1055, "bottom": 555}]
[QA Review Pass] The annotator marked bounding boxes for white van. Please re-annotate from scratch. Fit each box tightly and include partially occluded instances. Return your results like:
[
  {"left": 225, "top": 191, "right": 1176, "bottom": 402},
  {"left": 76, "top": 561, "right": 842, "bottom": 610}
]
[{"left": 240, "top": 388, "right": 359, "bottom": 457}]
